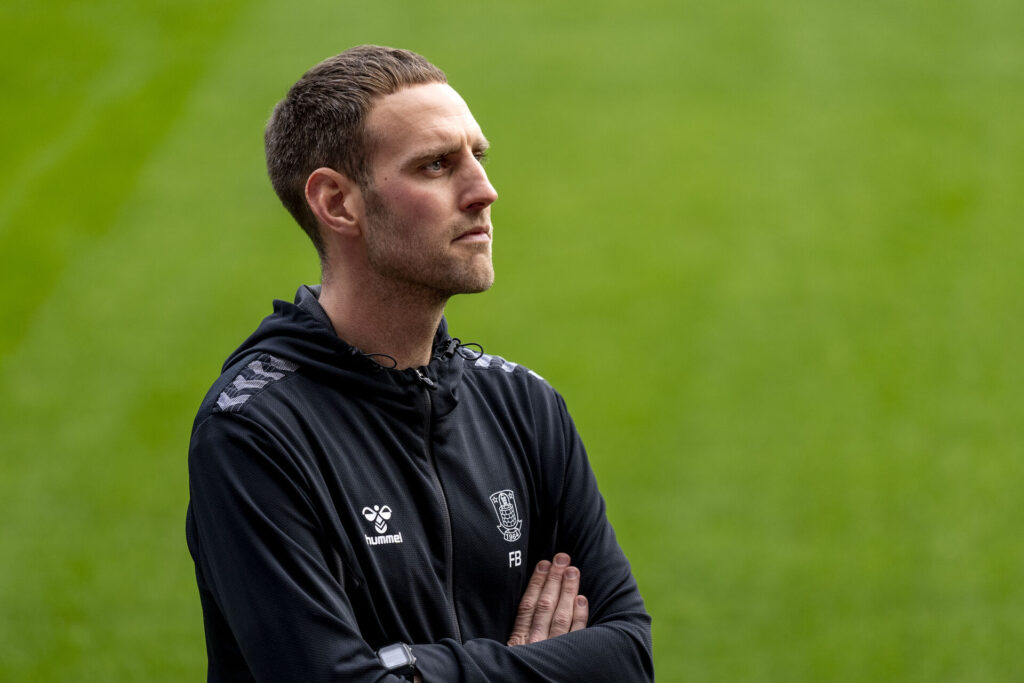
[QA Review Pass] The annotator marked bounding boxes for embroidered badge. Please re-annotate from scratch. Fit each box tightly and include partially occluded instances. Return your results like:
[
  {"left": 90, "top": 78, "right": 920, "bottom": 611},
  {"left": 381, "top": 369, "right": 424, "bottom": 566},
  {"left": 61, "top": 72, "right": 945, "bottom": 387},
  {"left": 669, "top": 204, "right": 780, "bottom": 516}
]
[{"left": 489, "top": 489, "right": 523, "bottom": 542}]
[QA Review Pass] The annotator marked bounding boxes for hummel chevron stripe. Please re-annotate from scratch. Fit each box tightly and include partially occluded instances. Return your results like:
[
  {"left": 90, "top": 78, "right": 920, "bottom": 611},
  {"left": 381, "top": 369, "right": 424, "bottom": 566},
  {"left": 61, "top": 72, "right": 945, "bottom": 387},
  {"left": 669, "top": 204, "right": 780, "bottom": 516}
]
[{"left": 213, "top": 354, "right": 299, "bottom": 414}]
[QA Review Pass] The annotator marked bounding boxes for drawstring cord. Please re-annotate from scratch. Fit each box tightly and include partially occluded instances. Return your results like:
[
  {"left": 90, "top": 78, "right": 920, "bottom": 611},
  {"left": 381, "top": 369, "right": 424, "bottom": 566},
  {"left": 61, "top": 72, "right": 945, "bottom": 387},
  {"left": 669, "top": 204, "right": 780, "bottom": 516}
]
[
  {"left": 357, "top": 351, "right": 398, "bottom": 369},
  {"left": 440, "top": 337, "right": 484, "bottom": 361},
  {"left": 355, "top": 337, "right": 485, "bottom": 370}
]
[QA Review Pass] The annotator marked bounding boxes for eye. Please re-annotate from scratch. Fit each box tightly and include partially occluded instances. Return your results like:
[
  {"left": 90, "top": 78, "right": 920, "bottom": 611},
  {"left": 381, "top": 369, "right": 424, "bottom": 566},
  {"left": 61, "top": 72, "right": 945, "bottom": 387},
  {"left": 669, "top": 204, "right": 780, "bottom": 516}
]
[
  {"left": 475, "top": 152, "right": 489, "bottom": 165},
  {"left": 424, "top": 159, "right": 445, "bottom": 172}
]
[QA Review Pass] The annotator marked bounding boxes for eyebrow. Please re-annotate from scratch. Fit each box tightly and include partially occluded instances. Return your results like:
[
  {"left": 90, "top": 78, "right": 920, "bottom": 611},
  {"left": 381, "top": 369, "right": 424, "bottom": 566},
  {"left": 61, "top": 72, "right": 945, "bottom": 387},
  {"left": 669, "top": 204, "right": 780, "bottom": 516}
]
[{"left": 408, "top": 137, "right": 491, "bottom": 166}]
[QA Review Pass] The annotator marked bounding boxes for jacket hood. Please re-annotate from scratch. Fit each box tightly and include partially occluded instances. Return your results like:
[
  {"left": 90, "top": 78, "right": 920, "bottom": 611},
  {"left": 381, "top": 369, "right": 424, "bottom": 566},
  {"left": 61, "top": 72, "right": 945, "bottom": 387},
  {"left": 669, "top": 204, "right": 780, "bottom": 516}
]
[{"left": 222, "top": 285, "right": 465, "bottom": 414}]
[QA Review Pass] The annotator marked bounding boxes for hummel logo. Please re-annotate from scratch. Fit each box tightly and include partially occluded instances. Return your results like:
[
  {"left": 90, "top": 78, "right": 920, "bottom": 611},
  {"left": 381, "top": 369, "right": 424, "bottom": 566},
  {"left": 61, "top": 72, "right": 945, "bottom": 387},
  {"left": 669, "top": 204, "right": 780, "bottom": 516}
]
[
  {"left": 362, "top": 504, "right": 403, "bottom": 547},
  {"left": 362, "top": 504, "right": 392, "bottom": 533}
]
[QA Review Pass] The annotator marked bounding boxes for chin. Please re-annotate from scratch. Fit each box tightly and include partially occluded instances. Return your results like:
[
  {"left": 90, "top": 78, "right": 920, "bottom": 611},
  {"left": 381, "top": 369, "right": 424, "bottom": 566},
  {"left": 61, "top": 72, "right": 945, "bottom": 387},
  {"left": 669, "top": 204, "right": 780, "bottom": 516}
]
[
  {"left": 468, "top": 268, "right": 495, "bottom": 293},
  {"left": 463, "top": 280, "right": 494, "bottom": 295},
  {"left": 443, "top": 269, "right": 494, "bottom": 297}
]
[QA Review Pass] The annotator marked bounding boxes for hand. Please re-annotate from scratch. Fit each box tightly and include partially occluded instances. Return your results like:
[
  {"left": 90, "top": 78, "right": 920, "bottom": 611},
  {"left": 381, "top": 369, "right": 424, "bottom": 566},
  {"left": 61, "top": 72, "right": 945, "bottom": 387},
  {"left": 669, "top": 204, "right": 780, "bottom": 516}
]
[{"left": 507, "top": 553, "right": 589, "bottom": 646}]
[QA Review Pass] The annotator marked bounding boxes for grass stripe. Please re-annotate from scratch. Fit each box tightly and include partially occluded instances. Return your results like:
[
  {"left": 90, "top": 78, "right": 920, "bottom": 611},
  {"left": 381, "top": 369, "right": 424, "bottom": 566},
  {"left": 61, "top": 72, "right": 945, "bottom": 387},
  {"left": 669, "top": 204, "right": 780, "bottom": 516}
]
[{"left": 0, "top": 0, "right": 253, "bottom": 360}]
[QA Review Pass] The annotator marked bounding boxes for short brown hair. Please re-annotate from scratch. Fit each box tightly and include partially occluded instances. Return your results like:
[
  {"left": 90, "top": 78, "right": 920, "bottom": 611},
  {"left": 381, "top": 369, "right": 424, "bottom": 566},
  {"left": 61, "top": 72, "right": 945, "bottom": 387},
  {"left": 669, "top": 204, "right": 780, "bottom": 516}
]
[{"left": 265, "top": 45, "right": 447, "bottom": 260}]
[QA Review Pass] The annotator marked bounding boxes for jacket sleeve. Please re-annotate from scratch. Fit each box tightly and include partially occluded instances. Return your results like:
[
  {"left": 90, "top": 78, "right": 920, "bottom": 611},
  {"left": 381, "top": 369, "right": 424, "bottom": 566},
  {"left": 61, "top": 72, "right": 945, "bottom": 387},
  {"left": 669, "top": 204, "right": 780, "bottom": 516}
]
[
  {"left": 189, "top": 397, "right": 653, "bottom": 682},
  {"left": 188, "top": 412, "right": 412, "bottom": 682},
  {"left": 410, "top": 390, "right": 654, "bottom": 682}
]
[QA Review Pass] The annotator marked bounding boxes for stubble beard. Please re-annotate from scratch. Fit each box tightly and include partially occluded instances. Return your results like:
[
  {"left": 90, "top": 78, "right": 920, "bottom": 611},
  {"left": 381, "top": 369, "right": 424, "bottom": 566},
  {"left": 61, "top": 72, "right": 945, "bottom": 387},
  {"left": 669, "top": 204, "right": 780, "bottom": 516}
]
[{"left": 363, "top": 189, "right": 495, "bottom": 301}]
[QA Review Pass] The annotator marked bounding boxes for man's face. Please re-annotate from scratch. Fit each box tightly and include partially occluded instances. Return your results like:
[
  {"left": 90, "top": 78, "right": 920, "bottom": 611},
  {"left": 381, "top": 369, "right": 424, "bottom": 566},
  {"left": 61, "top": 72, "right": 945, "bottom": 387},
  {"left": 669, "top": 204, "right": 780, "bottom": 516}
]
[{"left": 360, "top": 83, "right": 498, "bottom": 299}]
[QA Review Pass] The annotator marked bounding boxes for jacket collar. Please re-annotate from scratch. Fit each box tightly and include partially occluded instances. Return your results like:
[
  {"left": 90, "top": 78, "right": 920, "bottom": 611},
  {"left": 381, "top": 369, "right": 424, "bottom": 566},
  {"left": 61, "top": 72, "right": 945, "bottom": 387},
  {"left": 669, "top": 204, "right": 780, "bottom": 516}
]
[{"left": 291, "top": 285, "right": 464, "bottom": 416}]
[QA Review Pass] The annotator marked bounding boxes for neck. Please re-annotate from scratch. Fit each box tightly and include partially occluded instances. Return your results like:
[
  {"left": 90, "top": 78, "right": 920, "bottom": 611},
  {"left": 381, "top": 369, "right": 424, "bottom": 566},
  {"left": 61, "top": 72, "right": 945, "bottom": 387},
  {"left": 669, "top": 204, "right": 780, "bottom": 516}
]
[{"left": 317, "top": 276, "right": 447, "bottom": 370}]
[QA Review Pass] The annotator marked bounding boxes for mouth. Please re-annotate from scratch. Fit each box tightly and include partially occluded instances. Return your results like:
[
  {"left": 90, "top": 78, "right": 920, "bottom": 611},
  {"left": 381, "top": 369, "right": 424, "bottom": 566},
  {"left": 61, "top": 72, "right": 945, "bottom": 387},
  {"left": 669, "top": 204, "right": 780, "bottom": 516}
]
[{"left": 453, "top": 226, "right": 492, "bottom": 244}]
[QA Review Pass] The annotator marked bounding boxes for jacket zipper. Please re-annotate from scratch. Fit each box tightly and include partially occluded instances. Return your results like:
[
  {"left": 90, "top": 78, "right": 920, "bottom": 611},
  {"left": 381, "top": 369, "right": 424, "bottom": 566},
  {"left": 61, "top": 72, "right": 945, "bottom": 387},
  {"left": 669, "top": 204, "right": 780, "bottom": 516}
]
[{"left": 414, "top": 368, "right": 463, "bottom": 643}]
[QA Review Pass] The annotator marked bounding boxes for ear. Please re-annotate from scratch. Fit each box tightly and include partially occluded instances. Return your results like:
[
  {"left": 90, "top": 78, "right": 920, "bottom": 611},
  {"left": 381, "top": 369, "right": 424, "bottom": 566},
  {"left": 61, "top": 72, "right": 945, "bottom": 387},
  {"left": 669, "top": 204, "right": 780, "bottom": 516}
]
[{"left": 305, "top": 167, "right": 364, "bottom": 238}]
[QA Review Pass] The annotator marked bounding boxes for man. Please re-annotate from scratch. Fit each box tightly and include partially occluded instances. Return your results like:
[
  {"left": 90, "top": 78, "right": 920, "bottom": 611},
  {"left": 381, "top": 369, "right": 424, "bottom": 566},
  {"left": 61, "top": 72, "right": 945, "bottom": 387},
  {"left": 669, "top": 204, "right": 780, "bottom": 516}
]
[{"left": 186, "top": 45, "right": 653, "bottom": 682}]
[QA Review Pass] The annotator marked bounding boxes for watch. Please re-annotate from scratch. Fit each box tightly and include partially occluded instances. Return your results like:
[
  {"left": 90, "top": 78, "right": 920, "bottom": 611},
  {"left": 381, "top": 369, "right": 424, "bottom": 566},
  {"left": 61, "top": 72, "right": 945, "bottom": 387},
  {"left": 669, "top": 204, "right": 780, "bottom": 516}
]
[{"left": 377, "top": 642, "right": 417, "bottom": 679}]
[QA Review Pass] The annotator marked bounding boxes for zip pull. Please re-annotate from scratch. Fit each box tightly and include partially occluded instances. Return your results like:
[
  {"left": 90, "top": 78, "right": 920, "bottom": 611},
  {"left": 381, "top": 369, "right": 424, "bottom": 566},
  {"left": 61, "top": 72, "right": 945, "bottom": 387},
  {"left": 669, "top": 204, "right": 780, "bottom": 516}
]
[{"left": 414, "top": 368, "right": 438, "bottom": 390}]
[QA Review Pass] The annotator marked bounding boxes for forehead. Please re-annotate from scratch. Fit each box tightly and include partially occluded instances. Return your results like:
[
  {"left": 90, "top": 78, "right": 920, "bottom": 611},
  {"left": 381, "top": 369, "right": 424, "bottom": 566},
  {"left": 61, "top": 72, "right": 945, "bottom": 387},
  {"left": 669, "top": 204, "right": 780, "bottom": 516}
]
[{"left": 365, "top": 83, "right": 485, "bottom": 162}]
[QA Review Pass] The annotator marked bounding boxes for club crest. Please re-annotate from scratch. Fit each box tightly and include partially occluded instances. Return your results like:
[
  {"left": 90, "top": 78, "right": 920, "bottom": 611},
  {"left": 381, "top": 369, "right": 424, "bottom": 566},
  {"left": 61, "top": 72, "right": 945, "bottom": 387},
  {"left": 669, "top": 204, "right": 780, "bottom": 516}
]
[{"left": 489, "top": 489, "right": 523, "bottom": 542}]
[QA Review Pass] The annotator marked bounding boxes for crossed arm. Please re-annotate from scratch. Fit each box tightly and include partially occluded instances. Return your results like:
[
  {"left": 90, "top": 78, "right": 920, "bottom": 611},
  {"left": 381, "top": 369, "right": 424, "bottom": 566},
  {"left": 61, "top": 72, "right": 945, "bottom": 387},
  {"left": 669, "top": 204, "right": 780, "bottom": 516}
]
[
  {"left": 410, "top": 553, "right": 587, "bottom": 682},
  {"left": 189, "top": 410, "right": 652, "bottom": 681}
]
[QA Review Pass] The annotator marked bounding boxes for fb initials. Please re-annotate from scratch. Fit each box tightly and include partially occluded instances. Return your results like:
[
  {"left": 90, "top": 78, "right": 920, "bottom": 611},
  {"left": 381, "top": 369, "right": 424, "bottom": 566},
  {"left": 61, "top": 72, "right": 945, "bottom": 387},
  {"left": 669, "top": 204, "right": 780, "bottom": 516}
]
[{"left": 509, "top": 550, "right": 522, "bottom": 567}]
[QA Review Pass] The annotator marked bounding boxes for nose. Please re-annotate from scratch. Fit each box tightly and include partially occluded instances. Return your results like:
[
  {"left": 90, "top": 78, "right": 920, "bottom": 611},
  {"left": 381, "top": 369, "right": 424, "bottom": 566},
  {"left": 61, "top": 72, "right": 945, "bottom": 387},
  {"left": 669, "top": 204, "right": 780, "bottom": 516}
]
[{"left": 460, "top": 157, "right": 498, "bottom": 212}]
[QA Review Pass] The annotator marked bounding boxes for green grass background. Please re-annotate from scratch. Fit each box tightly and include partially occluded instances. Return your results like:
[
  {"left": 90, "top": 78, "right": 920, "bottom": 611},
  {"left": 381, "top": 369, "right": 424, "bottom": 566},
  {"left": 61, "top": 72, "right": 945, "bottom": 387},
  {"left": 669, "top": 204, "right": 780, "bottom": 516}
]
[{"left": 2, "top": 0, "right": 1022, "bottom": 680}]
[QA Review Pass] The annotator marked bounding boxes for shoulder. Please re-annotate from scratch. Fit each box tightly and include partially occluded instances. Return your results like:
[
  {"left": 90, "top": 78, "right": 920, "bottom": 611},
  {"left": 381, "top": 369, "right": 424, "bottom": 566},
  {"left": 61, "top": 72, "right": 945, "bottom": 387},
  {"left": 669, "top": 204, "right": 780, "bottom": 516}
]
[
  {"left": 458, "top": 347, "right": 554, "bottom": 398},
  {"left": 189, "top": 352, "right": 312, "bottom": 481},
  {"left": 456, "top": 347, "right": 571, "bottom": 424},
  {"left": 458, "top": 347, "right": 548, "bottom": 383},
  {"left": 193, "top": 352, "right": 303, "bottom": 429}
]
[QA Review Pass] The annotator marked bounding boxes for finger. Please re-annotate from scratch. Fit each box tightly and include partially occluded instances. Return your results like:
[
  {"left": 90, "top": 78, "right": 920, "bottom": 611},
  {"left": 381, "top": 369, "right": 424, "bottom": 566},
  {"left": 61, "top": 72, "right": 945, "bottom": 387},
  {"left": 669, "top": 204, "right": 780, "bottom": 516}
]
[
  {"left": 548, "top": 565, "right": 580, "bottom": 637},
  {"left": 508, "top": 560, "right": 550, "bottom": 646},
  {"left": 570, "top": 595, "right": 589, "bottom": 632},
  {"left": 528, "top": 553, "right": 571, "bottom": 643}
]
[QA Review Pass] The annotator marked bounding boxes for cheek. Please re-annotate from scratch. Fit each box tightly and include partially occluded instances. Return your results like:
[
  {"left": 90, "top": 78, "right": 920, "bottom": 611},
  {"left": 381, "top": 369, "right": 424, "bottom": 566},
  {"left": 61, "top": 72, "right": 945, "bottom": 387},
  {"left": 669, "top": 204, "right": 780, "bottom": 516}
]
[{"left": 380, "top": 184, "right": 449, "bottom": 221}]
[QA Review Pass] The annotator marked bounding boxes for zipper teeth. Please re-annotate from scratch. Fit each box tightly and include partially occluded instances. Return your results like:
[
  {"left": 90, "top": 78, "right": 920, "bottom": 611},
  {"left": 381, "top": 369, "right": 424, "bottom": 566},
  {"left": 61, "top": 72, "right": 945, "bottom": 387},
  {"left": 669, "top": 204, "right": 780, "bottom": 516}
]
[{"left": 421, "top": 377, "right": 463, "bottom": 643}]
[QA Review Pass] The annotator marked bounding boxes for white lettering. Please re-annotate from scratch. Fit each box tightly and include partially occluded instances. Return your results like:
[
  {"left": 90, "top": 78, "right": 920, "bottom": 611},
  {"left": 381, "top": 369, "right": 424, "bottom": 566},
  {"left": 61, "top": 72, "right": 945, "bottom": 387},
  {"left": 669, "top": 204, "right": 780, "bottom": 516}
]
[
  {"left": 509, "top": 550, "right": 522, "bottom": 567},
  {"left": 365, "top": 532, "right": 404, "bottom": 546}
]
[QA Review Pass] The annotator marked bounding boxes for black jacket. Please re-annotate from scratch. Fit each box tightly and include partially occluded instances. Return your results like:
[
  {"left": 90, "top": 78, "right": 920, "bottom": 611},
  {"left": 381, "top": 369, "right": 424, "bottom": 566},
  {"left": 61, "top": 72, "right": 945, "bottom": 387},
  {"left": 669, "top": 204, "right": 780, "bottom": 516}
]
[{"left": 186, "top": 286, "right": 653, "bottom": 681}]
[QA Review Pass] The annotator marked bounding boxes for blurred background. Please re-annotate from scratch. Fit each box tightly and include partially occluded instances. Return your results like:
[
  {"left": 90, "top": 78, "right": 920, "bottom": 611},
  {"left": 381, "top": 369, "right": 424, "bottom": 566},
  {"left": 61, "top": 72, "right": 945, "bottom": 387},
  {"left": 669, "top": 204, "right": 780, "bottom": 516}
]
[{"left": 2, "top": 0, "right": 1022, "bottom": 680}]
